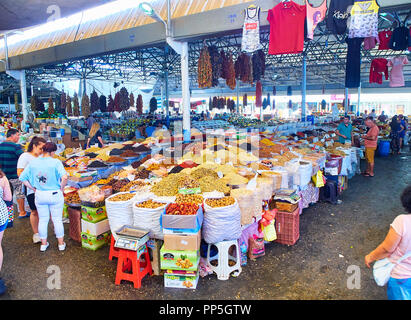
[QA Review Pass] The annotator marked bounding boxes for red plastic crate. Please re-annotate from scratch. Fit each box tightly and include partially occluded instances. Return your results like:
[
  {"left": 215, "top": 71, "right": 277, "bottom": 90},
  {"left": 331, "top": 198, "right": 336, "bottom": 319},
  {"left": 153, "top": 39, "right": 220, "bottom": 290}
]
[{"left": 275, "top": 207, "right": 300, "bottom": 246}]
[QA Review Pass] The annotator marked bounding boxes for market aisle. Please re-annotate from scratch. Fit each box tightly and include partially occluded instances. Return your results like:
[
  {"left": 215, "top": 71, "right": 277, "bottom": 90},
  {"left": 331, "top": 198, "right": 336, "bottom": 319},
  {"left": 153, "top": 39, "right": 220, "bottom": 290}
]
[{"left": 1, "top": 151, "right": 410, "bottom": 300}]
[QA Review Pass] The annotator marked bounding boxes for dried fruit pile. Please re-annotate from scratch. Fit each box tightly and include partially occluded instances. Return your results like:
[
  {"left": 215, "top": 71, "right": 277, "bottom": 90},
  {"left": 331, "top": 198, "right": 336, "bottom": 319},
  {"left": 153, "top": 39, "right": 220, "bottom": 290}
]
[{"left": 166, "top": 203, "right": 199, "bottom": 215}]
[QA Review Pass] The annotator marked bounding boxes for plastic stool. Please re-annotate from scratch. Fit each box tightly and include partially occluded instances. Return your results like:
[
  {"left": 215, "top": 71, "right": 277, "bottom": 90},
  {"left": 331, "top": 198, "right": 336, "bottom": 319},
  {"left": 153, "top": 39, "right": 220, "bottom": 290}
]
[
  {"left": 109, "top": 236, "right": 120, "bottom": 261},
  {"left": 206, "top": 240, "right": 242, "bottom": 280},
  {"left": 115, "top": 244, "right": 153, "bottom": 289}
]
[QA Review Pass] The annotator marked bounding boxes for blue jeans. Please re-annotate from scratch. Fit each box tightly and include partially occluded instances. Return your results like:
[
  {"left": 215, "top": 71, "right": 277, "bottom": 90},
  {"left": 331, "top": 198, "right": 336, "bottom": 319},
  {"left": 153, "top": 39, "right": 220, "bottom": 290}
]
[{"left": 387, "top": 277, "right": 411, "bottom": 300}]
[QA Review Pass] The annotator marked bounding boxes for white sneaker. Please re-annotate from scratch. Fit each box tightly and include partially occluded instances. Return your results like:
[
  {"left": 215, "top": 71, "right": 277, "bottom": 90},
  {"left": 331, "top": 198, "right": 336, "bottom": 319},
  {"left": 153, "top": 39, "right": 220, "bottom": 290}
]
[
  {"left": 40, "top": 242, "right": 49, "bottom": 252},
  {"left": 33, "top": 233, "right": 41, "bottom": 244},
  {"left": 58, "top": 243, "right": 66, "bottom": 251}
]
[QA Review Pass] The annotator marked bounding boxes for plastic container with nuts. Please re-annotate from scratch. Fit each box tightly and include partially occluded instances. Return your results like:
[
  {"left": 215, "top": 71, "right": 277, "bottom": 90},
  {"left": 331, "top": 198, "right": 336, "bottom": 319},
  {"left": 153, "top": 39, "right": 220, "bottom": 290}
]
[
  {"left": 231, "top": 189, "right": 258, "bottom": 225},
  {"left": 257, "top": 177, "right": 274, "bottom": 201}
]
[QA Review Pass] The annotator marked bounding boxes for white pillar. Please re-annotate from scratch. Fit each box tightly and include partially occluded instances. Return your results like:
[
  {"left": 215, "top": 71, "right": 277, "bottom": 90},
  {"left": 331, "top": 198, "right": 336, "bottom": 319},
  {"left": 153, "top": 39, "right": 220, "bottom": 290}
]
[
  {"left": 20, "top": 70, "right": 28, "bottom": 130},
  {"left": 301, "top": 54, "right": 307, "bottom": 120},
  {"left": 181, "top": 42, "right": 191, "bottom": 142},
  {"left": 344, "top": 87, "right": 349, "bottom": 113},
  {"left": 357, "top": 83, "right": 361, "bottom": 116}
]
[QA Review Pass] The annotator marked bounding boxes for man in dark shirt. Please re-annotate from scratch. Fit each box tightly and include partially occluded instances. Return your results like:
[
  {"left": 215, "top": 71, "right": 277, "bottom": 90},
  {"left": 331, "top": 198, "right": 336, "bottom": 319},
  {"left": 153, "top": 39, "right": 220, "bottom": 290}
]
[{"left": 0, "top": 129, "right": 25, "bottom": 217}]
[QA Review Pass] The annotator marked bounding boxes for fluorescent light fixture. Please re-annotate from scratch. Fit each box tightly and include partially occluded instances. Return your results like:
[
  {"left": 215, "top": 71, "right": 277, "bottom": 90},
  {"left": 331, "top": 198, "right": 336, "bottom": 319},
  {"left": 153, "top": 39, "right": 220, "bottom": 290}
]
[{"left": 0, "top": 0, "right": 153, "bottom": 50}]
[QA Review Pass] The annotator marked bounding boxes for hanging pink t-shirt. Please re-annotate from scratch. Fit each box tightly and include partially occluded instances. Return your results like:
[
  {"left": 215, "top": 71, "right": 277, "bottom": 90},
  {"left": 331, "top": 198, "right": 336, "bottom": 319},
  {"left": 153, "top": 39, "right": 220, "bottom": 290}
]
[
  {"left": 389, "top": 215, "right": 411, "bottom": 279},
  {"left": 388, "top": 56, "right": 409, "bottom": 87}
]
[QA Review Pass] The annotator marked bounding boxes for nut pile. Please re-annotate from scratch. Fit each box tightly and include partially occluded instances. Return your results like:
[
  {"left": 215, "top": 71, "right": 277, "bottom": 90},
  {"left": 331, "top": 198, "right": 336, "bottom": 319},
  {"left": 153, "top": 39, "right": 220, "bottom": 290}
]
[
  {"left": 120, "top": 180, "right": 150, "bottom": 192},
  {"left": 198, "top": 176, "right": 230, "bottom": 194},
  {"left": 65, "top": 192, "right": 80, "bottom": 204},
  {"left": 135, "top": 200, "right": 166, "bottom": 209},
  {"left": 108, "top": 193, "right": 135, "bottom": 202},
  {"left": 175, "top": 194, "right": 204, "bottom": 205},
  {"left": 205, "top": 196, "right": 235, "bottom": 208}
]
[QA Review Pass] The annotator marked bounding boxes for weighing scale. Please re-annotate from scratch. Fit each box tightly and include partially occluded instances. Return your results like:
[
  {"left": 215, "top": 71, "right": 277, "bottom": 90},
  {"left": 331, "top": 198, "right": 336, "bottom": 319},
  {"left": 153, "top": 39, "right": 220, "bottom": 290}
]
[{"left": 114, "top": 225, "right": 150, "bottom": 253}]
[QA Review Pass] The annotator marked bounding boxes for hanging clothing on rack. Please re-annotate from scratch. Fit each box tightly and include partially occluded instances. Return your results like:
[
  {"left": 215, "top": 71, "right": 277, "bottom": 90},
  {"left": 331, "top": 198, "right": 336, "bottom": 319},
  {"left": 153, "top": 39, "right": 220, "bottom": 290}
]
[
  {"left": 389, "top": 26, "right": 410, "bottom": 51},
  {"left": 408, "top": 27, "right": 411, "bottom": 50},
  {"left": 348, "top": 0, "right": 379, "bottom": 39},
  {"left": 369, "top": 58, "right": 389, "bottom": 84},
  {"left": 378, "top": 30, "right": 393, "bottom": 50},
  {"left": 267, "top": 1, "right": 306, "bottom": 55},
  {"left": 364, "top": 36, "right": 379, "bottom": 50},
  {"left": 305, "top": 0, "right": 327, "bottom": 41},
  {"left": 241, "top": 5, "right": 263, "bottom": 53},
  {"left": 326, "top": 0, "right": 354, "bottom": 35},
  {"left": 345, "top": 37, "right": 364, "bottom": 88},
  {"left": 388, "top": 56, "right": 409, "bottom": 88}
]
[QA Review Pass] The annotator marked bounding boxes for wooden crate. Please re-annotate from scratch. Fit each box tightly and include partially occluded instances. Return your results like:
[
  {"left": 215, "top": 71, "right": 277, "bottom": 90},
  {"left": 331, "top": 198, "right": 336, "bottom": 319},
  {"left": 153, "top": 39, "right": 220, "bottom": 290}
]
[{"left": 275, "top": 201, "right": 298, "bottom": 213}]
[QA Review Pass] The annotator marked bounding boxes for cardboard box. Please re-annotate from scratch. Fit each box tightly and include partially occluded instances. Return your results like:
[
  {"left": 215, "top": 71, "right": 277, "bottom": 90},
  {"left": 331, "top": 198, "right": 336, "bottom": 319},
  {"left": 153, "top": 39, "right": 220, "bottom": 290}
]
[
  {"left": 164, "top": 271, "right": 199, "bottom": 289},
  {"left": 163, "top": 231, "right": 201, "bottom": 251},
  {"left": 161, "top": 207, "right": 203, "bottom": 230},
  {"left": 81, "top": 206, "right": 107, "bottom": 223},
  {"left": 147, "top": 239, "right": 163, "bottom": 276},
  {"left": 81, "top": 218, "right": 110, "bottom": 236},
  {"left": 160, "top": 246, "right": 200, "bottom": 272},
  {"left": 81, "top": 231, "right": 111, "bottom": 251}
]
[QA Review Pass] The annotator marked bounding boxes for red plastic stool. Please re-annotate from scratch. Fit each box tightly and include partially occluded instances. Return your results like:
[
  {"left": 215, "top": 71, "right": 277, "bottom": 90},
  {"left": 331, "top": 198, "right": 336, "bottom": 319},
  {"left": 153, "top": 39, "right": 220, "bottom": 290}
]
[
  {"left": 109, "top": 236, "right": 120, "bottom": 261},
  {"left": 115, "top": 244, "right": 153, "bottom": 289}
]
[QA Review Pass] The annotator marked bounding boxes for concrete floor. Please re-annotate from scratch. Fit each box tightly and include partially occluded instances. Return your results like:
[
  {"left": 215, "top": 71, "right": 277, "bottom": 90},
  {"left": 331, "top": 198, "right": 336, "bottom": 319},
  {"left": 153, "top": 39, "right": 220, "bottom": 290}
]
[{"left": 0, "top": 150, "right": 410, "bottom": 300}]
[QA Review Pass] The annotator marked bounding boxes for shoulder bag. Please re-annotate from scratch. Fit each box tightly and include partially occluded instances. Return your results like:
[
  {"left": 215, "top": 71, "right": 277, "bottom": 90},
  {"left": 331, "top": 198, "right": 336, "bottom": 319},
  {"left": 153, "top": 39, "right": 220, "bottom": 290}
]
[{"left": 373, "top": 252, "right": 411, "bottom": 286}]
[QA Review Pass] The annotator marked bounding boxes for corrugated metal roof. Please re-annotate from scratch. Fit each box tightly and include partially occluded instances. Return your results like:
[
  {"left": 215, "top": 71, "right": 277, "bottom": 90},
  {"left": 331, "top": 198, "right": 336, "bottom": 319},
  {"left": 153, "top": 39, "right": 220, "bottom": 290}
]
[{"left": 0, "top": 0, "right": 252, "bottom": 59}]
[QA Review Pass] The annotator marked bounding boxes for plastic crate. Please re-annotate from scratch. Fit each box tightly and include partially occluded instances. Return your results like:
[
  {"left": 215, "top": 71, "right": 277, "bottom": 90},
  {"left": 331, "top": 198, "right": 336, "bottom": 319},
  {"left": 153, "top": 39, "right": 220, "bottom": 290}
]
[{"left": 275, "top": 207, "right": 300, "bottom": 246}]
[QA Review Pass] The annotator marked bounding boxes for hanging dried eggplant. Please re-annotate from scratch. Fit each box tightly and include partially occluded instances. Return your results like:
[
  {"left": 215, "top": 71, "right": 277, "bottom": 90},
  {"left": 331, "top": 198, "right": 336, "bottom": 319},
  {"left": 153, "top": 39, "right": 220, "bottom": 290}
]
[
  {"left": 255, "top": 81, "right": 262, "bottom": 108},
  {"left": 209, "top": 46, "right": 222, "bottom": 87},
  {"left": 252, "top": 49, "right": 265, "bottom": 82},
  {"left": 243, "top": 93, "right": 248, "bottom": 106},
  {"left": 198, "top": 46, "right": 213, "bottom": 88},
  {"left": 225, "top": 53, "right": 236, "bottom": 90}
]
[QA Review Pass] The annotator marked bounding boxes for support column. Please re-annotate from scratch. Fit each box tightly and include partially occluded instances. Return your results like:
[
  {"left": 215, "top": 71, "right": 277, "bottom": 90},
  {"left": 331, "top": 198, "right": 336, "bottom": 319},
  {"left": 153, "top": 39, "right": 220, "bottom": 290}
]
[
  {"left": 301, "top": 53, "right": 307, "bottom": 121},
  {"left": 236, "top": 81, "right": 239, "bottom": 114},
  {"left": 20, "top": 70, "right": 28, "bottom": 131},
  {"left": 357, "top": 83, "right": 361, "bottom": 117},
  {"left": 181, "top": 42, "right": 191, "bottom": 143},
  {"left": 165, "top": 69, "right": 170, "bottom": 127},
  {"left": 344, "top": 87, "right": 349, "bottom": 113}
]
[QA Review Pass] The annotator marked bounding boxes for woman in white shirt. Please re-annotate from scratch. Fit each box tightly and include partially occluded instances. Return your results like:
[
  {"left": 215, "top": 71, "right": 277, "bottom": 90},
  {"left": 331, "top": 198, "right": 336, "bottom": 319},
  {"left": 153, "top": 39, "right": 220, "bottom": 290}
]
[{"left": 17, "top": 136, "right": 46, "bottom": 244}]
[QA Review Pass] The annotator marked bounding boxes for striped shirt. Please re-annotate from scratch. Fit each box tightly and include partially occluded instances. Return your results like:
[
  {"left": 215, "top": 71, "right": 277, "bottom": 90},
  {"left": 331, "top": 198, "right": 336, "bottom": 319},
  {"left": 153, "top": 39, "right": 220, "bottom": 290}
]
[{"left": 0, "top": 141, "right": 23, "bottom": 180}]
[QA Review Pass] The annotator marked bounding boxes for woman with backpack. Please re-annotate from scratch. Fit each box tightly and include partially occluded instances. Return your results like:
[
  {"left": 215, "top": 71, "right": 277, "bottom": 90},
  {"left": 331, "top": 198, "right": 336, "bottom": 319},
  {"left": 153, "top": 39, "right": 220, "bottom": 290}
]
[{"left": 365, "top": 186, "right": 411, "bottom": 300}]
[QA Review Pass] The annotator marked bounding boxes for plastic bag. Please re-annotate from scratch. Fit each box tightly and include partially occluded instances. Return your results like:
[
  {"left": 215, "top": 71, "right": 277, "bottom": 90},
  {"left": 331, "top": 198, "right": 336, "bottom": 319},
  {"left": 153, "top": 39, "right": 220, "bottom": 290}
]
[
  {"left": 261, "top": 220, "right": 277, "bottom": 242},
  {"left": 248, "top": 235, "right": 265, "bottom": 260},
  {"left": 105, "top": 192, "right": 137, "bottom": 240},
  {"left": 132, "top": 199, "right": 168, "bottom": 239},
  {"left": 203, "top": 199, "right": 241, "bottom": 244},
  {"left": 312, "top": 170, "right": 325, "bottom": 188}
]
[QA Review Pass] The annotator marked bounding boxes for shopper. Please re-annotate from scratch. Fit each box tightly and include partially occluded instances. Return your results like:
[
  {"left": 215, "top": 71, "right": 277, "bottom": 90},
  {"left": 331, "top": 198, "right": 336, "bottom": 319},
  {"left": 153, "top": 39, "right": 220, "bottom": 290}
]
[
  {"left": 390, "top": 116, "right": 402, "bottom": 155},
  {"left": 362, "top": 117, "right": 380, "bottom": 177},
  {"left": 378, "top": 111, "right": 388, "bottom": 123},
  {"left": 335, "top": 116, "right": 353, "bottom": 144},
  {"left": 85, "top": 122, "right": 104, "bottom": 149},
  {"left": 0, "top": 129, "right": 26, "bottom": 218},
  {"left": 369, "top": 109, "right": 377, "bottom": 119},
  {"left": 365, "top": 185, "right": 411, "bottom": 300},
  {"left": 398, "top": 115, "right": 407, "bottom": 151},
  {"left": 0, "top": 169, "right": 12, "bottom": 296},
  {"left": 86, "top": 115, "right": 95, "bottom": 131},
  {"left": 19, "top": 142, "right": 68, "bottom": 252},
  {"left": 17, "top": 136, "right": 46, "bottom": 244}
]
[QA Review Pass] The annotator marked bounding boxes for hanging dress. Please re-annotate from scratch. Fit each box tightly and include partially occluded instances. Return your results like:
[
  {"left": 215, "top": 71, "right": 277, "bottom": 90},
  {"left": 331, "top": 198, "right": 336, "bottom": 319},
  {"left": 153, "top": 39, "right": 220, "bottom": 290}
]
[
  {"left": 305, "top": 0, "right": 327, "bottom": 40},
  {"left": 348, "top": 0, "right": 379, "bottom": 39},
  {"left": 242, "top": 6, "right": 263, "bottom": 53}
]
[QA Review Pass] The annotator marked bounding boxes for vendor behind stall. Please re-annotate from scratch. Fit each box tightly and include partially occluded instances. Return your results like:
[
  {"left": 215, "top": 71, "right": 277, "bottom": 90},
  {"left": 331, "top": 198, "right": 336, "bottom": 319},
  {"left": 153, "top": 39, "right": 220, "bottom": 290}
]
[
  {"left": 335, "top": 116, "right": 353, "bottom": 144},
  {"left": 84, "top": 123, "right": 104, "bottom": 149}
]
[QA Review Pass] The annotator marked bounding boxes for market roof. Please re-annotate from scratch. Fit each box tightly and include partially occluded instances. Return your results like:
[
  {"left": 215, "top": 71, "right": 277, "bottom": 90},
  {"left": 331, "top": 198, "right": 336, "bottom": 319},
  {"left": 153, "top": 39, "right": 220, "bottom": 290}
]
[{"left": 1, "top": 0, "right": 411, "bottom": 96}]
